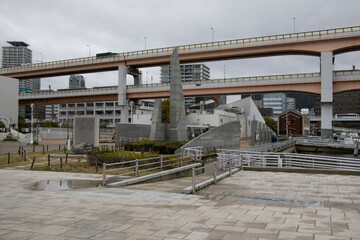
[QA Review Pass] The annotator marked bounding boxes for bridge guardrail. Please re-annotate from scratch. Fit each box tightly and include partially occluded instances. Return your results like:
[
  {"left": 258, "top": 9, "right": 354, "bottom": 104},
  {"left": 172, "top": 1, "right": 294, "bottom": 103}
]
[{"left": 18, "top": 70, "right": 360, "bottom": 99}]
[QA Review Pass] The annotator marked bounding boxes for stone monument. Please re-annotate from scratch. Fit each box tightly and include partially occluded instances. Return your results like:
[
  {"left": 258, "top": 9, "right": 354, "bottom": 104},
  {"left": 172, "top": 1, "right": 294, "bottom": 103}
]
[
  {"left": 72, "top": 116, "right": 99, "bottom": 152},
  {"left": 149, "top": 48, "right": 189, "bottom": 142}
]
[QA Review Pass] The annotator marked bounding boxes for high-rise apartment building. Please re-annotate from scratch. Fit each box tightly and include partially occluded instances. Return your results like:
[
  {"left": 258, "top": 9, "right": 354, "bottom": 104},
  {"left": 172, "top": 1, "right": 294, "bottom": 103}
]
[
  {"left": 286, "top": 97, "right": 296, "bottom": 111},
  {"left": 69, "top": 75, "right": 86, "bottom": 89},
  {"left": 160, "top": 64, "right": 210, "bottom": 83},
  {"left": 263, "top": 93, "right": 286, "bottom": 115},
  {"left": 1, "top": 41, "right": 40, "bottom": 91},
  {"left": 160, "top": 64, "right": 213, "bottom": 107}
]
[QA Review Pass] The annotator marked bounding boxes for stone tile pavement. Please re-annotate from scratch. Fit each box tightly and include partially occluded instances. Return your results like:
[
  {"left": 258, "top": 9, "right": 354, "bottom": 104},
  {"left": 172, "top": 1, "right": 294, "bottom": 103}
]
[{"left": 0, "top": 169, "right": 360, "bottom": 239}]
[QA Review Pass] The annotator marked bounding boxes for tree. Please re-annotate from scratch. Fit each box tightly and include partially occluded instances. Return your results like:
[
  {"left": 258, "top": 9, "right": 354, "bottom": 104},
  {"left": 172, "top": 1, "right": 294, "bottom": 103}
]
[
  {"left": 0, "top": 121, "right": 5, "bottom": 129},
  {"left": 161, "top": 99, "right": 189, "bottom": 124},
  {"left": 161, "top": 100, "right": 170, "bottom": 123},
  {"left": 264, "top": 116, "right": 276, "bottom": 131}
]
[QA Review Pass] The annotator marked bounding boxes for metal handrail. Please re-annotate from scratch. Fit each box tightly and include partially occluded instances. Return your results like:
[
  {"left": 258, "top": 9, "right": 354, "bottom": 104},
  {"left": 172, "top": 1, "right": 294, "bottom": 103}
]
[
  {"left": 2, "top": 26, "right": 359, "bottom": 75},
  {"left": 217, "top": 149, "right": 360, "bottom": 172},
  {"left": 191, "top": 162, "right": 219, "bottom": 194},
  {"left": 102, "top": 147, "right": 203, "bottom": 186}
]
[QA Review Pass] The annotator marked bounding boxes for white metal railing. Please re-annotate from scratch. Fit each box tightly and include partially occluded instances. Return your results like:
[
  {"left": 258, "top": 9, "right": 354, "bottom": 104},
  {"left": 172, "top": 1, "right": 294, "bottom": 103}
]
[
  {"left": 217, "top": 149, "right": 360, "bottom": 172},
  {"left": 183, "top": 146, "right": 203, "bottom": 161},
  {"left": 191, "top": 162, "right": 218, "bottom": 194},
  {"left": 2, "top": 26, "right": 359, "bottom": 75},
  {"left": 102, "top": 146, "right": 203, "bottom": 185},
  {"left": 102, "top": 153, "right": 193, "bottom": 186}
]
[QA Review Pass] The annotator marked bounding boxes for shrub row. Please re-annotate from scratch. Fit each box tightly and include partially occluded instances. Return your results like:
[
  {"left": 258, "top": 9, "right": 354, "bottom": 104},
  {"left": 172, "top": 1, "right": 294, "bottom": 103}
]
[
  {"left": 124, "top": 139, "right": 186, "bottom": 154},
  {"left": 87, "top": 149, "right": 160, "bottom": 166}
]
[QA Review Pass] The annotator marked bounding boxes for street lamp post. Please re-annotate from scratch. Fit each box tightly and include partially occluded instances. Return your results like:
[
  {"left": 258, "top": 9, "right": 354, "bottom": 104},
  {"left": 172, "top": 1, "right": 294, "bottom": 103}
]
[
  {"left": 86, "top": 45, "right": 91, "bottom": 57},
  {"left": 211, "top": 28, "right": 214, "bottom": 42},
  {"left": 293, "top": 17, "right": 296, "bottom": 33},
  {"left": 144, "top": 37, "right": 147, "bottom": 50},
  {"left": 30, "top": 103, "right": 34, "bottom": 144}
]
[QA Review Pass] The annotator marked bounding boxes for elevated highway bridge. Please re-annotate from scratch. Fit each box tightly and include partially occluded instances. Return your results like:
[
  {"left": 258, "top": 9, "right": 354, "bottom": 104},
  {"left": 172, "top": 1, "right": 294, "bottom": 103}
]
[
  {"left": 19, "top": 70, "right": 360, "bottom": 105},
  {"left": 2, "top": 25, "right": 360, "bottom": 138}
]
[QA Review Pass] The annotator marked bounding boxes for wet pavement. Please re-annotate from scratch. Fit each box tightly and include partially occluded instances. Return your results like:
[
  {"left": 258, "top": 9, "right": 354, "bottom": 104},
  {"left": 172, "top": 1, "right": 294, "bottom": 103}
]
[{"left": 0, "top": 169, "right": 360, "bottom": 239}]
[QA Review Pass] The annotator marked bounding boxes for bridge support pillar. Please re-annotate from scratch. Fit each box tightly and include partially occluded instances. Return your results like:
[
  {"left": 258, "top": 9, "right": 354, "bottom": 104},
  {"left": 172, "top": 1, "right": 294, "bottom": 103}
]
[
  {"left": 118, "top": 65, "right": 129, "bottom": 123},
  {"left": 320, "top": 51, "right": 333, "bottom": 139}
]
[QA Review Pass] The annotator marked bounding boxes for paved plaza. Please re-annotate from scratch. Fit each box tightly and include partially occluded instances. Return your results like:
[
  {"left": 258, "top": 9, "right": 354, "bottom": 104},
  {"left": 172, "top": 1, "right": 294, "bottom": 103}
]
[{"left": 0, "top": 169, "right": 360, "bottom": 239}]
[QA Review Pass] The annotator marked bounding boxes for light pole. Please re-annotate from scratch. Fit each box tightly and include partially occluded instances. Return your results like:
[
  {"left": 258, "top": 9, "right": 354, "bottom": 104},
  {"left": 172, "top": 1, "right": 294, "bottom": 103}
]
[
  {"left": 211, "top": 28, "right": 214, "bottom": 42},
  {"left": 40, "top": 52, "right": 43, "bottom": 62},
  {"left": 293, "top": 17, "right": 296, "bottom": 33},
  {"left": 86, "top": 45, "right": 91, "bottom": 57},
  {"left": 224, "top": 64, "right": 226, "bottom": 80},
  {"left": 144, "top": 36, "right": 147, "bottom": 50},
  {"left": 30, "top": 103, "right": 34, "bottom": 144}
]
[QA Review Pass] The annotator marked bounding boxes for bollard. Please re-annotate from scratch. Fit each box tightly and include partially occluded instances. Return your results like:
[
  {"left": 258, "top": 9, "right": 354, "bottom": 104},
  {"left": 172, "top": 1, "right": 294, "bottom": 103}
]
[
  {"left": 102, "top": 163, "right": 106, "bottom": 186},
  {"left": 42, "top": 145, "right": 45, "bottom": 154},
  {"left": 30, "top": 157, "right": 36, "bottom": 169},
  {"left": 24, "top": 150, "right": 26, "bottom": 161},
  {"left": 8, "top": 153, "right": 10, "bottom": 164},
  {"left": 192, "top": 168, "right": 196, "bottom": 194},
  {"left": 160, "top": 156, "right": 163, "bottom": 171},
  {"left": 48, "top": 154, "right": 50, "bottom": 167},
  {"left": 18, "top": 146, "right": 21, "bottom": 156},
  {"left": 59, "top": 144, "right": 61, "bottom": 151},
  {"left": 21, "top": 147, "right": 24, "bottom": 157},
  {"left": 65, "top": 153, "right": 68, "bottom": 163},
  {"left": 95, "top": 158, "right": 98, "bottom": 173},
  {"left": 135, "top": 159, "right": 139, "bottom": 177},
  {"left": 240, "top": 155, "right": 244, "bottom": 170},
  {"left": 229, "top": 158, "right": 232, "bottom": 176},
  {"left": 33, "top": 145, "right": 35, "bottom": 152},
  {"left": 60, "top": 157, "right": 63, "bottom": 170},
  {"left": 46, "top": 145, "right": 49, "bottom": 152},
  {"left": 213, "top": 162, "right": 217, "bottom": 184}
]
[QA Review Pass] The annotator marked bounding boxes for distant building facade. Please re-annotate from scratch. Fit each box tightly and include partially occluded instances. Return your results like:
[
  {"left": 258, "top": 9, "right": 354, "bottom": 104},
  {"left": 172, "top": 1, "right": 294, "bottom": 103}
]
[
  {"left": 69, "top": 75, "right": 86, "bottom": 89},
  {"left": 160, "top": 64, "right": 215, "bottom": 107},
  {"left": 278, "top": 110, "right": 310, "bottom": 136},
  {"left": 160, "top": 64, "right": 210, "bottom": 83},
  {"left": 1, "top": 41, "right": 40, "bottom": 91},
  {"left": 314, "top": 90, "right": 360, "bottom": 116},
  {"left": 263, "top": 93, "right": 286, "bottom": 115},
  {"left": 286, "top": 97, "right": 296, "bottom": 111}
]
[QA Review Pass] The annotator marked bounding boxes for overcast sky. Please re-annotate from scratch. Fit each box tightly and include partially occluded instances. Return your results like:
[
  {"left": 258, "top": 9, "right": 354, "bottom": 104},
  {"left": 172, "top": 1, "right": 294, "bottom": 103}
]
[{"left": 1, "top": 0, "right": 360, "bottom": 102}]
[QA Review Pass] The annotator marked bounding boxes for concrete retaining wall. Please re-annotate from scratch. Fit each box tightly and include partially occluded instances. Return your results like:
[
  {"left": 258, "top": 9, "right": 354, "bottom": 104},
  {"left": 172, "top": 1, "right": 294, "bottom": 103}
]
[
  {"left": 115, "top": 123, "right": 151, "bottom": 146},
  {"left": 176, "top": 121, "right": 241, "bottom": 154}
]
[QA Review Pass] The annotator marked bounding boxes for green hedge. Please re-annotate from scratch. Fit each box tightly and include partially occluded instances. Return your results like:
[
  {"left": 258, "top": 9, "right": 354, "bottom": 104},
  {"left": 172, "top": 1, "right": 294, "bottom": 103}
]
[
  {"left": 87, "top": 149, "right": 159, "bottom": 166},
  {"left": 124, "top": 139, "right": 186, "bottom": 154}
]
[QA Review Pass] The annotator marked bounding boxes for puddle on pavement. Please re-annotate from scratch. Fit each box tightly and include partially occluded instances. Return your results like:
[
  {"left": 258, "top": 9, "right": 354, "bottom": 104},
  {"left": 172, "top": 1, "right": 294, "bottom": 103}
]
[{"left": 31, "top": 179, "right": 103, "bottom": 191}]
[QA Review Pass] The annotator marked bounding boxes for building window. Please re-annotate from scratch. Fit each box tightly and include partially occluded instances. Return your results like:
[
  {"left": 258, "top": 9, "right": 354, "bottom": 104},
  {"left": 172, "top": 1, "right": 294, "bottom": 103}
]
[{"left": 291, "top": 119, "right": 296, "bottom": 124}]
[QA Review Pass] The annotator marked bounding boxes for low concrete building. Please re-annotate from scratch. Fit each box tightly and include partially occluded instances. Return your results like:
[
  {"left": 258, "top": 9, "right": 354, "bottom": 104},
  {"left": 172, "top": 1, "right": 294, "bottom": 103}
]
[
  {"left": 186, "top": 110, "right": 237, "bottom": 127},
  {"left": 278, "top": 110, "right": 310, "bottom": 136},
  {"left": 0, "top": 76, "right": 18, "bottom": 127},
  {"left": 216, "top": 97, "right": 265, "bottom": 137}
]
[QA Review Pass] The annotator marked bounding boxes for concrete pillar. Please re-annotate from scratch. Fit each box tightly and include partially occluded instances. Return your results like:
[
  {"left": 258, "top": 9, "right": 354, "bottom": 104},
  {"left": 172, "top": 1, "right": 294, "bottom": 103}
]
[
  {"left": 320, "top": 51, "right": 333, "bottom": 138},
  {"left": 118, "top": 65, "right": 129, "bottom": 123},
  {"left": 149, "top": 99, "right": 165, "bottom": 141},
  {"left": 169, "top": 48, "right": 188, "bottom": 141}
]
